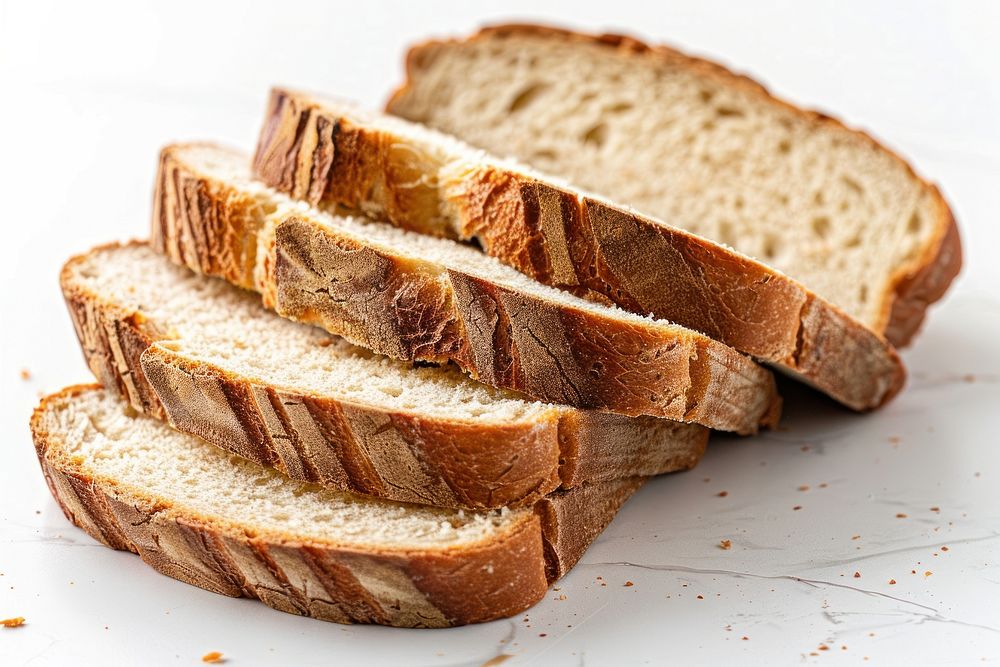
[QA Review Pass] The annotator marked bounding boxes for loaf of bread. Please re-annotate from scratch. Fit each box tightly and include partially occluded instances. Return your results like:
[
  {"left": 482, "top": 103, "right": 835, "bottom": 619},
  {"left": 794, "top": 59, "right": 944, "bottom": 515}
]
[
  {"left": 62, "top": 242, "right": 707, "bottom": 510},
  {"left": 387, "top": 24, "right": 961, "bottom": 349},
  {"left": 251, "top": 87, "right": 906, "bottom": 411},
  {"left": 32, "top": 385, "right": 644, "bottom": 627},
  {"left": 153, "top": 143, "right": 781, "bottom": 433}
]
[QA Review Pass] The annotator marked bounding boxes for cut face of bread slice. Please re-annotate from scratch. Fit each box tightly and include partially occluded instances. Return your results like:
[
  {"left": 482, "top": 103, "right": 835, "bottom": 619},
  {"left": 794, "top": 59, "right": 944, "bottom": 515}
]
[
  {"left": 154, "top": 143, "right": 780, "bottom": 433},
  {"left": 386, "top": 25, "right": 961, "bottom": 348},
  {"left": 32, "top": 385, "right": 644, "bottom": 627},
  {"left": 62, "top": 242, "right": 707, "bottom": 510},
  {"left": 251, "top": 87, "right": 905, "bottom": 412}
]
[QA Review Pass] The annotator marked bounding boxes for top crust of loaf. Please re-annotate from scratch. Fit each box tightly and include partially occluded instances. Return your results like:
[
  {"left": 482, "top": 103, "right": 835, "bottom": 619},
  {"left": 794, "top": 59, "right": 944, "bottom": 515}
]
[
  {"left": 253, "top": 88, "right": 903, "bottom": 410},
  {"left": 389, "top": 23, "right": 961, "bottom": 349}
]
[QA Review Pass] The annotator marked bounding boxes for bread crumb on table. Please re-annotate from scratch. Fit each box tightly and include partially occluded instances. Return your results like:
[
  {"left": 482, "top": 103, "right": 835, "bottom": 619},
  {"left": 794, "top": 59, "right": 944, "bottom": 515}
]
[
  {"left": 19, "top": 369, "right": 31, "bottom": 380},
  {"left": 719, "top": 539, "right": 732, "bottom": 550},
  {"left": 716, "top": 491, "right": 728, "bottom": 497},
  {"left": 624, "top": 581, "right": 634, "bottom": 587},
  {"left": 1, "top": 617, "right": 25, "bottom": 628},
  {"left": 854, "top": 571, "right": 862, "bottom": 578},
  {"left": 202, "top": 652, "right": 225, "bottom": 664}
]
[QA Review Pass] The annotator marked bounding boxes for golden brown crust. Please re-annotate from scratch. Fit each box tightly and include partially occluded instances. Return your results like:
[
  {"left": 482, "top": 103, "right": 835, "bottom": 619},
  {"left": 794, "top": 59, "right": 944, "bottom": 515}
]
[
  {"left": 256, "top": 88, "right": 903, "bottom": 411},
  {"left": 32, "top": 386, "right": 643, "bottom": 627},
  {"left": 389, "top": 23, "right": 961, "bottom": 351},
  {"left": 156, "top": 142, "right": 776, "bottom": 431},
  {"left": 274, "top": 215, "right": 779, "bottom": 432},
  {"left": 62, "top": 242, "right": 707, "bottom": 509}
]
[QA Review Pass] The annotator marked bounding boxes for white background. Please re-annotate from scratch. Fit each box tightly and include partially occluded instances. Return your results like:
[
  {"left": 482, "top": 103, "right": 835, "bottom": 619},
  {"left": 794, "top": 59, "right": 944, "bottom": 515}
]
[{"left": 1, "top": 1, "right": 999, "bottom": 664}]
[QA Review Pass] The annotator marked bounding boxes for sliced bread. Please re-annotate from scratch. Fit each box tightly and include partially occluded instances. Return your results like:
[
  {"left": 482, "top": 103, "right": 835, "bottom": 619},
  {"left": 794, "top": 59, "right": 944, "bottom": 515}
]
[
  {"left": 61, "top": 242, "right": 707, "bottom": 510},
  {"left": 32, "top": 385, "right": 643, "bottom": 627},
  {"left": 252, "top": 87, "right": 905, "bottom": 411},
  {"left": 153, "top": 143, "right": 781, "bottom": 433},
  {"left": 386, "top": 24, "right": 961, "bottom": 348}
]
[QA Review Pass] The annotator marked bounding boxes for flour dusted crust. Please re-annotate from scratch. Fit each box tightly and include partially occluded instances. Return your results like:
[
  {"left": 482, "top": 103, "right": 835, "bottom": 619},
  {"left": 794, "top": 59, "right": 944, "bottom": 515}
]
[
  {"left": 31, "top": 386, "right": 644, "bottom": 627},
  {"left": 253, "top": 87, "right": 905, "bottom": 411},
  {"left": 154, "top": 143, "right": 779, "bottom": 432},
  {"left": 62, "top": 242, "right": 706, "bottom": 509}
]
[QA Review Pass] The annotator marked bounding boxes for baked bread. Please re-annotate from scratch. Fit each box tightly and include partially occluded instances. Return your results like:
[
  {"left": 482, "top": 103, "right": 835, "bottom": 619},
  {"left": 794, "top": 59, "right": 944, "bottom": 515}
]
[
  {"left": 61, "top": 242, "right": 707, "bottom": 510},
  {"left": 32, "top": 385, "right": 644, "bottom": 627},
  {"left": 252, "top": 87, "right": 905, "bottom": 411},
  {"left": 153, "top": 143, "right": 781, "bottom": 433},
  {"left": 387, "top": 24, "right": 961, "bottom": 349}
]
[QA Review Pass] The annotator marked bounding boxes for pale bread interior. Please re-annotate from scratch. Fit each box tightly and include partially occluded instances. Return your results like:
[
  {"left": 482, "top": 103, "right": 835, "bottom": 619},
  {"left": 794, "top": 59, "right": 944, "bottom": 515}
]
[
  {"left": 388, "top": 34, "right": 942, "bottom": 328},
  {"left": 66, "top": 243, "right": 555, "bottom": 423},
  {"left": 37, "top": 387, "right": 523, "bottom": 548}
]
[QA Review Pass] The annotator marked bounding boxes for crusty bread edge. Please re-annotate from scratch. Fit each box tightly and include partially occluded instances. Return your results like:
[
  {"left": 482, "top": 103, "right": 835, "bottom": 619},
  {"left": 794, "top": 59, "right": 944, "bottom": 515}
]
[
  {"left": 257, "top": 88, "right": 899, "bottom": 411},
  {"left": 63, "top": 240, "right": 706, "bottom": 508},
  {"left": 31, "top": 385, "right": 644, "bottom": 626},
  {"left": 387, "top": 22, "right": 962, "bottom": 349}
]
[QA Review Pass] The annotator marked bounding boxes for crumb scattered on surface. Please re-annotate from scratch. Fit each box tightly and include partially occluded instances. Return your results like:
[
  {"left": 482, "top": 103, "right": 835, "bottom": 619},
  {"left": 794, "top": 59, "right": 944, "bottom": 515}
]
[
  {"left": 697, "top": 595, "right": 704, "bottom": 600},
  {"left": 719, "top": 539, "right": 732, "bottom": 550},
  {"left": 889, "top": 579, "right": 897, "bottom": 585},
  {"left": 1, "top": 617, "right": 25, "bottom": 628},
  {"left": 801, "top": 445, "right": 810, "bottom": 452},
  {"left": 558, "top": 594, "right": 567, "bottom": 601},
  {"left": 930, "top": 507, "right": 941, "bottom": 512},
  {"left": 624, "top": 581, "right": 634, "bottom": 587},
  {"left": 819, "top": 482, "right": 828, "bottom": 488},
  {"left": 854, "top": 572, "right": 862, "bottom": 578},
  {"left": 741, "top": 636, "right": 749, "bottom": 641},
  {"left": 925, "top": 571, "right": 933, "bottom": 578},
  {"left": 852, "top": 535, "right": 861, "bottom": 540},
  {"left": 19, "top": 369, "right": 31, "bottom": 380},
  {"left": 819, "top": 644, "right": 830, "bottom": 651},
  {"left": 941, "top": 546, "right": 949, "bottom": 551},
  {"left": 896, "top": 513, "right": 908, "bottom": 519},
  {"left": 201, "top": 652, "right": 224, "bottom": 664},
  {"left": 798, "top": 485, "right": 809, "bottom": 491},
  {"left": 717, "top": 491, "right": 728, "bottom": 497},
  {"left": 793, "top": 505, "right": 802, "bottom": 511}
]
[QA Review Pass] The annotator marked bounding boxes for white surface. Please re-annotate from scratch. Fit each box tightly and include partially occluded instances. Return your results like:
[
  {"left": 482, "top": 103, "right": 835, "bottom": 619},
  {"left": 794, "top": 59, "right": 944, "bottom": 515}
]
[{"left": 1, "top": 0, "right": 998, "bottom": 664}]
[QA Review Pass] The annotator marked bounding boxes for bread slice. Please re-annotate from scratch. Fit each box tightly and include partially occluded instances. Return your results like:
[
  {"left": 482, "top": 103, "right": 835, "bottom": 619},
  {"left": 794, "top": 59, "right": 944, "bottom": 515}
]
[
  {"left": 32, "top": 385, "right": 644, "bottom": 627},
  {"left": 387, "top": 24, "right": 961, "bottom": 349},
  {"left": 252, "top": 87, "right": 905, "bottom": 412},
  {"left": 61, "top": 242, "right": 707, "bottom": 510},
  {"left": 153, "top": 143, "right": 780, "bottom": 433}
]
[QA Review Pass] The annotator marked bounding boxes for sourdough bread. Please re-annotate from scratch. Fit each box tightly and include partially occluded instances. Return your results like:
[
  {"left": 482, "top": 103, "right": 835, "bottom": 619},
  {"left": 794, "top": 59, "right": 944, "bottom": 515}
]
[
  {"left": 32, "top": 385, "right": 643, "bottom": 627},
  {"left": 61, "top": 242, "right": 707, "bottom": 510},
  {"left": 252, "top": 87, "right": 905, "bottom": 411},
  {"left": 153, "top": 143, "right": 781, "bottom": 433},
  {"left": 387, "top": 24, "right": 961, "bottom": 348}
]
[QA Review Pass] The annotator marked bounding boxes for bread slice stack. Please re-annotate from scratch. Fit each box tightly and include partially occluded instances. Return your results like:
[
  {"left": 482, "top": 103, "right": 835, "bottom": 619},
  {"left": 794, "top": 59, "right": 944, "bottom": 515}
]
[{"left": 32, "top": 24, "right": 960, "bottom": 628}]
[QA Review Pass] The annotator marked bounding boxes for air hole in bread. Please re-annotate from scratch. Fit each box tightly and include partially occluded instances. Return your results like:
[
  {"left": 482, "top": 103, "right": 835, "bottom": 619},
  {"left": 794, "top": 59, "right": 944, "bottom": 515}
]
[
  {"left": 811, "top": 216, "right": 831, "bottom": 239},
  {"left": 845, "top": 234, "right": 862, "bottom": 248},
  {"left": 841, "top": 176, "right": 863, "bottom": 195},
  {"left": 604, "top": 101, "right": 633, "bottom": 114},
  {"left": 582, "top": 123, "right": 608, "bottom": 148},
  {"left": 908, "top": 212, "right": 922, "bottom": 233},
  {"left": 531, "top": 149, "right": 557, "bottom": 162},
  {"left": 859, "top": 284, "right": 869, "bottom": 304},
  {"left": 813, "top": 191, "right": 825, "bottom": 205},
  {"left": 715, "top": 106, "right": 744, "bottom": 118},
  {"left": 698, "top": 89, "right": 715, "bottom": 103},
  {"left": 762, "top": 235, "right": 780, "bottom": 259},
  {"left": 507, "top": 82, "right": 549, "bottom": 113},
  {"left": 778, "top": 139, "right": 792, "bottom": 154}
]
